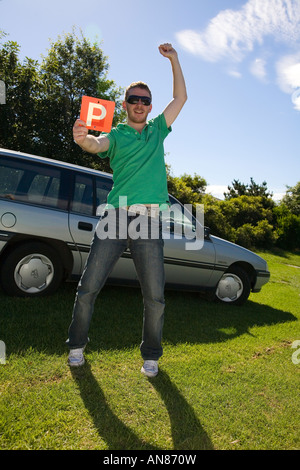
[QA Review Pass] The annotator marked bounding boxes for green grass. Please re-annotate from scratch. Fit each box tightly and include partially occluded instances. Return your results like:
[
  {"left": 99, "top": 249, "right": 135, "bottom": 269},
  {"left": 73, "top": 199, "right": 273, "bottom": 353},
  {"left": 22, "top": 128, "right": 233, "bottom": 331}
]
[{"left": 0, "top": 250, "right": 299, "bottom": 450}]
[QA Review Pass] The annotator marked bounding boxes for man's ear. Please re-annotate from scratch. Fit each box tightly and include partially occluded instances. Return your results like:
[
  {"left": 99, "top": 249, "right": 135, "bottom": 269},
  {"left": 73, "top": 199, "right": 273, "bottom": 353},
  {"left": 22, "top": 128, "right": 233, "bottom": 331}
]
[{"left": 122, "top": 101, "right": 127, "bottom": 111}]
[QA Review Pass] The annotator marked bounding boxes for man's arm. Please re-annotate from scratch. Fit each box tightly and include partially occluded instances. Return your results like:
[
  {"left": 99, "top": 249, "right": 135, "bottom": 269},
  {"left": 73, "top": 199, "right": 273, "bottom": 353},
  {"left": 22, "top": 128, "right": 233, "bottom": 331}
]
[
  {"left": 73, "top": 119, "right": 110, "bottom": 154},
  {"left": 159, "top": 43, "right": 187, "bottom": 128}
]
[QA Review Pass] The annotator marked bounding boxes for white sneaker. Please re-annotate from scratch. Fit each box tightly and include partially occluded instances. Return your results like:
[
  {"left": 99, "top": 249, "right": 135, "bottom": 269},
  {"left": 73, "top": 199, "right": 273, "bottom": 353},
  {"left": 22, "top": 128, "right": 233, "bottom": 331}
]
[
  {"left": 68, "top": 348, "right": 85, "bottom": 367},
  {"left": 141, "top": 360, "right": 158, "bottom": 377}
]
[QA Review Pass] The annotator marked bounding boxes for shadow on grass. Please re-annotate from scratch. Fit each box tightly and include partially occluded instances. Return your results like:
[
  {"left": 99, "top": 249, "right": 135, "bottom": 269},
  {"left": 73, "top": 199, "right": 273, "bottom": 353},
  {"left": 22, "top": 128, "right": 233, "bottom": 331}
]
[
  {"left": 151, "top": 370, "right": 214, "bottom": 450},
  {"left": 162, "top": 293, "right": 297, "bottom": 346},
  {"left": 71, "top": 362, "right": 158, "bottom": 450},
  {"left": 0, "top": 283, "right": 296, "bottom": 355},
  {"left": 71, "top": 363, "right": 213, "bottom": 450},
  {"left": 83, "top": 287, "right": 297, "bottom": 351},
  {"left": 0, "top": 284, "right": 295, "bottom": 451}
]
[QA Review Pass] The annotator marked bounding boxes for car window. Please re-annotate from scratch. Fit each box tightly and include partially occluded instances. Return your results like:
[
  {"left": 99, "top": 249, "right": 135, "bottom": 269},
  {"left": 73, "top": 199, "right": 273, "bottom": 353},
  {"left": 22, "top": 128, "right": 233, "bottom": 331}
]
[
  {"left": 96, "top": 176, "right": 113, "bottom": 207},
  {"left": 71, "top": 173, "right": 94, "bottom": 215},
  {"left": 0, "top": 165, "right": 23, "bottom": 197},
  {"left": 70, "top": 173, "right": 113, "bottom": 216},
  {"left": 162, "top": 196, "right": 195, "bottom": 236},
  {"left": 0, "top": 157, "right": 66, "bottom": 210},
  {"left": 27, "top": 173, "right": 60, "bottom": 206}
]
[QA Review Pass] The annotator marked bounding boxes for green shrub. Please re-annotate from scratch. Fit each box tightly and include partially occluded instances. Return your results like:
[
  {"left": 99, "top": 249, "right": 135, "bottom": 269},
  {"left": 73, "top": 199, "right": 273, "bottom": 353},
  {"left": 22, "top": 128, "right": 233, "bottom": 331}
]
[{"left": 274, "top": 205, "right": 300, "bottom": 250}]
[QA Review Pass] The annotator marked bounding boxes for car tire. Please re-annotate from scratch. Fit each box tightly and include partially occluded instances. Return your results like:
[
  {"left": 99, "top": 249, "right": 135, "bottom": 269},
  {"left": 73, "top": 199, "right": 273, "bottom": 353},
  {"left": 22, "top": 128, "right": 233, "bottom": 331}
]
[
  {"left": 215, "top": 266, "right": 251, "bottom": 306},
  {"left": 0, "top": 242, "right": 64, "bottom": 297}
]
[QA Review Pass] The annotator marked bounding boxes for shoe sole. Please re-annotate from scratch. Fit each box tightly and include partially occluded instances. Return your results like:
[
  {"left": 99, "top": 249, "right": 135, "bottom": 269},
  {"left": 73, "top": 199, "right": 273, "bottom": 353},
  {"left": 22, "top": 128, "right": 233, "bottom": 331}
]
[
  {"left": 68, "top": 358, "right": 85, "bottom": 367},
  {"left": 141, "top": 366, "right": 158, "bottom": 377}
]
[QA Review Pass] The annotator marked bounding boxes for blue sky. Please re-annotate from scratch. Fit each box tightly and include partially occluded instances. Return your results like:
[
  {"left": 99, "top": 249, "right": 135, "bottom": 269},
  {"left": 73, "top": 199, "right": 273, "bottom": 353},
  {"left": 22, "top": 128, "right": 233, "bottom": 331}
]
[{"left": 1, "top": 0, "right": 300, "bottom": 200}]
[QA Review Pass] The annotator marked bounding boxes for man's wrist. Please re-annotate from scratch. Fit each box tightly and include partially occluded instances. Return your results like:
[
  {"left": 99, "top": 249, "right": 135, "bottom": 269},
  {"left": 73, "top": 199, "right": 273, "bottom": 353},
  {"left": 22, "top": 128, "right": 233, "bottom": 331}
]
[{"left": 169, "top": 53, "right": 179, "bottom": 65}]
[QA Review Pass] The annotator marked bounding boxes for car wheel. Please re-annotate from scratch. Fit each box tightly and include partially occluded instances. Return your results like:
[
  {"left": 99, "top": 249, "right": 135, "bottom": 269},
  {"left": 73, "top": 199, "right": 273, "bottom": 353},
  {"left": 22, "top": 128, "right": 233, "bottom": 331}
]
[
  {"left": 215, "top": 266, "right": 251, "bottom": 306},
  {"left": 0, "top": 242, "right": 64, "bottom": 297}
]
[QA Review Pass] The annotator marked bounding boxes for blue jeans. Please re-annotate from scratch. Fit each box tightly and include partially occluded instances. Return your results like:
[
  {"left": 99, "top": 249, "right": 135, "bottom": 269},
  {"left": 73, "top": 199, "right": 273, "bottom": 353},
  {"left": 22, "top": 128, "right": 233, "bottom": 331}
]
[{"left": 67, "top": 209, "right": 165, "bottom": 360}]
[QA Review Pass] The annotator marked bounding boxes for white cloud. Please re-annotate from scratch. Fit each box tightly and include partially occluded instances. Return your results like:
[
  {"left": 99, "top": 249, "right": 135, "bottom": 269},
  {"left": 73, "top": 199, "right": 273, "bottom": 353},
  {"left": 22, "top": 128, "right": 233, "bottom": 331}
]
[
  {"left": 207, "top": 185, "right": 285, "bottom": 201},
  {"left": 176, "top": 0, "right": 300, "bottom": 108},
  {"left": 272, "top": 191, "right": 285, "bottom": 201},
  {"left": 276, "top": 53, "right": 300, "bottom": 91},
  {"left": 250, "top": 58, "right": 267, "bottom": 81},
  {"left": 227, "top": 69, "right": 242, "bottom": 79},
  {"left": 206, "top": 185, "right": 228, "bottom": 199},
  {"left": 276, "top": 52, "right": 300, "bottom": 110},
  {"left": 176, "top": 0, "right": 300, "bottom": 63},
  {"left": 291, "top": 89, "right": 300, "bottom": 111}
]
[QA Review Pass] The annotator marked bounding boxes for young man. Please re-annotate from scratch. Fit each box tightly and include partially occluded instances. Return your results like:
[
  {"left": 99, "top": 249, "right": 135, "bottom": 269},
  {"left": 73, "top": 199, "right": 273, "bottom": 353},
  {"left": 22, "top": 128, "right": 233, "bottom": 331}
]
[{"left": 67, "top": 43, "right": 187, "bottom": 377}]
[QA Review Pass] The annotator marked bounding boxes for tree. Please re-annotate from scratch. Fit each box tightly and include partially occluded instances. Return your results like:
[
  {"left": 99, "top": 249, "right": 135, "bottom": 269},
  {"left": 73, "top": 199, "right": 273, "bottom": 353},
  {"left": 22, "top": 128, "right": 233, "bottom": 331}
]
[
  {"left": 273, "top": 204, "right": 300, "bottom": 250},
  {"left": 224, "top": 179, "right": 248, "bottom": 198},
  {"left": 0, "top": 29, "right": 125, "bottom": 171},
  {"left": 273, "top": 183, "right": 300, "bottom": 250},
  {"left": 201, "top": 194, "right": 277, "bottom": 248},
  {"left": 222, "top": 195, "right": 274, "bottom": 228},
  {"left": 37, "top": 29, "right": 125, "bottom": 171},
  {"left": 235, "top": 219, "right": 278, "bottom": 249},
  {"left": 0, "top": 39, "right": 41, "bottom": 154},
  {"left": 281, "top": 181, "right": 300, "bottom": 216},
  {"left": 201, "top": 194, "right": 236, "bottom": 241},
  {"left": 224, "top": 177, "right": 273, "bottom": 200},
  {"left": 180, "top": 173, "right": 206, "bottom": 194},
  {"left": 166, "top": 166, "right": 207, "bottom": 207}
]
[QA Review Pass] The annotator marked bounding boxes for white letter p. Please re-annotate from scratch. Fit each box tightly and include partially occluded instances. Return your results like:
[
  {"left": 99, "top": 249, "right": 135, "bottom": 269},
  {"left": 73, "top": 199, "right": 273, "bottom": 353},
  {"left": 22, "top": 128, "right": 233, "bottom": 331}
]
[{"left": 86, "top": 102, "right": 107, "bottom": 127}]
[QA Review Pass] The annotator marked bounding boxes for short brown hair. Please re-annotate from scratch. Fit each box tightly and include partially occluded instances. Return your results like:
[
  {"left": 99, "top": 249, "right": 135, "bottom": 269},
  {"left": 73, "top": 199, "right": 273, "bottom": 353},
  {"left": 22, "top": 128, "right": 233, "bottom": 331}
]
[{"left": 125, "top": 82, "right": 152, "bottom": 101}]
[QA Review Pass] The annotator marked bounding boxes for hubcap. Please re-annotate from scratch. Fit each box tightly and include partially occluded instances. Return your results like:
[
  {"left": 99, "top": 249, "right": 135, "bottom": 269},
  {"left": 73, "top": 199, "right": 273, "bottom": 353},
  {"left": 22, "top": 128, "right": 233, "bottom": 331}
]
[
  {"left": 216, "top": 273, "right": 243, "bottom": 302},
  {"left": 14, "top": 254, "right": 54, "bottom": 293}
]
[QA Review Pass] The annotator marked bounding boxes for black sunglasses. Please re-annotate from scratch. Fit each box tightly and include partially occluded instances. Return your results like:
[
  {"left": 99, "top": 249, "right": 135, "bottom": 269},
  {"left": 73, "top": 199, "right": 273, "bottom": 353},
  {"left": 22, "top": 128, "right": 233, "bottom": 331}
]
[{"left": 126, "top": 95, "right": 152, "bottom": 106}]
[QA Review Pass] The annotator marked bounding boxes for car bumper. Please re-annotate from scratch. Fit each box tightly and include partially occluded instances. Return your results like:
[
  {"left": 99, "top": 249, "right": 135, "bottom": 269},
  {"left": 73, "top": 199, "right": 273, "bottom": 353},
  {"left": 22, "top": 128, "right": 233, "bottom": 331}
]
[{"left": 253, "top": 269, "right": 271, "bottom": 292}]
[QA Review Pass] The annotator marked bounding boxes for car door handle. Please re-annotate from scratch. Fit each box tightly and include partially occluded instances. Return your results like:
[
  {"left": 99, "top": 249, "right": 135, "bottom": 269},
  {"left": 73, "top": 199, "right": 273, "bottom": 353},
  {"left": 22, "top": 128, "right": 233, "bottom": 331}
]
[{"left": 78, "top": 221, "right": 93, "bottom": 232}]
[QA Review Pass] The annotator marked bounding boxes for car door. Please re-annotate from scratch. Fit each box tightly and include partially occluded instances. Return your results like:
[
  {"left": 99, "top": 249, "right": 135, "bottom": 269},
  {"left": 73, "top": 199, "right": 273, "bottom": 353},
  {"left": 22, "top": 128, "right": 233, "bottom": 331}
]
[
  {"left": 162, "top": 197, "right": 216, "bottom": 289},
  {"left": 68, "top": 172, "right": 137, "bottom": 280},
  {"left": 0, "top": 155, "right": 72, "bottom": 245}
]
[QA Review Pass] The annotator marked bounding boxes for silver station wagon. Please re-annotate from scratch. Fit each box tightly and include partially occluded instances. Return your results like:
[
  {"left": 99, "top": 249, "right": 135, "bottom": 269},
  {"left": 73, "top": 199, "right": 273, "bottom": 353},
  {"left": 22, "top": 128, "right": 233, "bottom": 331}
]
[{"left": 0, "top": 148, "right": 270, "bottom": 305}]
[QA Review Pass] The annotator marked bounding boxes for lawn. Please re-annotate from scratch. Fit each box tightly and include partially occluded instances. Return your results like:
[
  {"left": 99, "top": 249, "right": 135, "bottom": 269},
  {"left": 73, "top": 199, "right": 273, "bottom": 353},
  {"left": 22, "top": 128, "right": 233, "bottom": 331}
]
[{"left": 0, "top": 250, "right": 299, "bottom": 450}]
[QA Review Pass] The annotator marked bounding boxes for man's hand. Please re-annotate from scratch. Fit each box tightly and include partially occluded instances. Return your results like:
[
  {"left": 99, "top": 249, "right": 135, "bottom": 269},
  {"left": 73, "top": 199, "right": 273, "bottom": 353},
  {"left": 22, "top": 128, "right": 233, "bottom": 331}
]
[
  {"left": 158, "top": 43, "right": 178, "bottom": 60},
  {"left": 159, "top": 43, "right": 187, "bottom": 128},
  {"left": 73, "top": 119, "right": 89, "bottom": 145},
  {"left": 73, "top": 118, "right": 110, "bottom": 154}
]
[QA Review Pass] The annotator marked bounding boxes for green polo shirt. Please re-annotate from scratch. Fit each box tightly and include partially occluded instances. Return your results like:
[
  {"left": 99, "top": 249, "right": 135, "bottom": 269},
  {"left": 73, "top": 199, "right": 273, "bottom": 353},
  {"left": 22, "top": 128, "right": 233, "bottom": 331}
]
[{"left": 98, "top": 113, "right": 171, "bottom": 208}]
